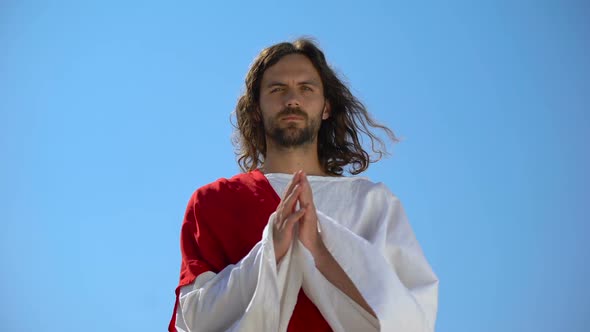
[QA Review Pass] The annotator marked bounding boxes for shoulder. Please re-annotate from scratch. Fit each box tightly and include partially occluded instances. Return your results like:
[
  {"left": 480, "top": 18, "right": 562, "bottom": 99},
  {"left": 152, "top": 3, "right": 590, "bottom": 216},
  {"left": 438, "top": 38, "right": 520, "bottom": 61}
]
[
  {"left": 186, "top": 172, "right": 244, "bottom": 204},
  {"left": 334, "top": 176, "right": 401, "bottom": 203},
  {"left": 188, "top": 170, "right": 271, "bottom": 206},
  {"left": 196, "top": 172, "right": 249, "bottom": 193}
]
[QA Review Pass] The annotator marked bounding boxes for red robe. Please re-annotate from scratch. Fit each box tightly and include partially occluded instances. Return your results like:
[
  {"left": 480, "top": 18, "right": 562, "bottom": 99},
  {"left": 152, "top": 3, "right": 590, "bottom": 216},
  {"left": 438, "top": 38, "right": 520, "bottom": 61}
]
[{"left": 169, "top": 170, "right": 332, "bottom": 331}]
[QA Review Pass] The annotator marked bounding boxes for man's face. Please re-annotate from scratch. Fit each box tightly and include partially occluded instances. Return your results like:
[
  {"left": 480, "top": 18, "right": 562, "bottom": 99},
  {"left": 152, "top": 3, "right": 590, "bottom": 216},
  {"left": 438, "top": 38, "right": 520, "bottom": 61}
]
[{"left": 259, "top": 54, "right": 330, "bottom": 148}]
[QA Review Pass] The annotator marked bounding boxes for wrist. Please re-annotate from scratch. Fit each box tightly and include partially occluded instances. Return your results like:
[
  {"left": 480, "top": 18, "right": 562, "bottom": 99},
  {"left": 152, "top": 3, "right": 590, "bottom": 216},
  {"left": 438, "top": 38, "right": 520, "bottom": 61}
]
[{"left": 311, "top": 239, "right": 331, "bottom": 268}]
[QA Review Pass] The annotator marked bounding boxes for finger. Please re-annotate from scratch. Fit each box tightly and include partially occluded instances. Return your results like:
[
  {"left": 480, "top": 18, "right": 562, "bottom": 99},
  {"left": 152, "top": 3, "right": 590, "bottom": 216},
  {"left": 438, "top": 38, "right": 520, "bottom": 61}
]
[
  {"left": 282, "top": 183, "right": 302, "bottom": 214},
  {"left": 280, "top": 206, "right": 306, "bottom": 231},
  {"left": 276, "top": 184, "right": 301, "bottom": 228},
  {"left": 282, "top": 170, "right": 303, "bottom": 199},
  {"left": 298, "top": 173, "right": 313, "bottom": 206}
]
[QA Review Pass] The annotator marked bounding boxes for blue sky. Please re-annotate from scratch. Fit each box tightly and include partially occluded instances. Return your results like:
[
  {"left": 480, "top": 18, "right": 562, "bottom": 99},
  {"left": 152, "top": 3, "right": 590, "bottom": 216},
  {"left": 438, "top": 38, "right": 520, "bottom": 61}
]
[{"left": 1, "top": 1, "right": 588, "bottom": 331}]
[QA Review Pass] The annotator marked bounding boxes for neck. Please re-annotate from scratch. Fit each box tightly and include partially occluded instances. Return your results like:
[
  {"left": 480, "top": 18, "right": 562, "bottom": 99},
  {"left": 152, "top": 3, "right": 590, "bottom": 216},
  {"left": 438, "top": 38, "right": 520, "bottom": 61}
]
[{"left": 262, "top": 140, "right": 327, "bottom": 176}]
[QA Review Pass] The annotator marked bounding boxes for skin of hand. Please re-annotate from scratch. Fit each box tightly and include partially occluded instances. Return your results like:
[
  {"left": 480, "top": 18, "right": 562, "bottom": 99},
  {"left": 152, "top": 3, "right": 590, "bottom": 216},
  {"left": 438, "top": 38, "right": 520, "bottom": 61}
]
[
  {"left": 297, "top": 171, "right": 377, "bottom": 317},
  {"left": 273, "top": 170, "right": 328, "bottom": 262},
  {"left": 296, "top": 171, "right": 327, "bottom": 258},
  {"left": 273, "top": 170, "right": 377, "bottom": 317},
  {"left": 273, "top": 170, "right": 307, "bottom": 263}
]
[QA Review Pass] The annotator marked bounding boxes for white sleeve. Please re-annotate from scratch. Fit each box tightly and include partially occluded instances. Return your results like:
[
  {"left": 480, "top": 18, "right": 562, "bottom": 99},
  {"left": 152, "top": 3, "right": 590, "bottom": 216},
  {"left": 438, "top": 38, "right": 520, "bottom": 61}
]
[
  {"left": 294, "top": 239, "right": 380, "bottom": 332},
  {"left": 175, "top": 213, "right": 303, "bottom": 332},
  {"left": 301, "top": 196, "right": 439, "bottom": 332}
]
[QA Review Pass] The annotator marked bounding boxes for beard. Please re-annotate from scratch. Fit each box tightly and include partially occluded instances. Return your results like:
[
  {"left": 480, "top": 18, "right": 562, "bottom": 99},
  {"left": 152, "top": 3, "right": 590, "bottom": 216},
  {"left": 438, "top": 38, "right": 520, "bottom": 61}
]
[{"left": 265, "top": 107, "right": 322, "bottom": 148}]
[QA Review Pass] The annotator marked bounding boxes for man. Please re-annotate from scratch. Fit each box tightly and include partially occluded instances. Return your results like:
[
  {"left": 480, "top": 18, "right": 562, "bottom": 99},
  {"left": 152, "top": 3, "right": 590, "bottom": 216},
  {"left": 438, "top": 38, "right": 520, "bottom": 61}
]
[{"left": 169, "top": 39, "right": 438, "bottom": 332}]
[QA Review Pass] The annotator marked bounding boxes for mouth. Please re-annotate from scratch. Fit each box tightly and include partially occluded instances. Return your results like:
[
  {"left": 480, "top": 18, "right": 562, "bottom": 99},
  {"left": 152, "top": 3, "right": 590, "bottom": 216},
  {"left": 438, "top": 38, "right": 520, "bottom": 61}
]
[{"left": 280, "top": 116, "right": 304, "bottom": 121}]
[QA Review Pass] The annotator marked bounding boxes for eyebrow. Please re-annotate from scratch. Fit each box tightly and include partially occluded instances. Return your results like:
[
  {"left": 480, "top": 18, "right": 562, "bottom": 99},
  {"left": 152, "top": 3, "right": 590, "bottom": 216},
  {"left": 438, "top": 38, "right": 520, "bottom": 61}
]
[{"left": 264, "top": 80, "right": 321, "bottom": 88}]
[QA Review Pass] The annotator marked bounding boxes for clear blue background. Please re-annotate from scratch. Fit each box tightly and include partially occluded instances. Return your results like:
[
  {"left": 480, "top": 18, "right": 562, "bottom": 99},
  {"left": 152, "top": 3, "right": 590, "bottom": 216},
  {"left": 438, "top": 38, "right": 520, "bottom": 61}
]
[{"left": 1, "top": 1, "right": 588, "bottom": 331}]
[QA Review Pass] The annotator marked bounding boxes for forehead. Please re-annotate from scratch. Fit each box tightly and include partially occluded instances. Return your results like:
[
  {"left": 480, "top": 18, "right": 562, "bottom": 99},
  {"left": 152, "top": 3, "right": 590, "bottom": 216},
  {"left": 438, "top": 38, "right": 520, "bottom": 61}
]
[{"left": 261, "top": 53, "right": 321, "bottom": 83}]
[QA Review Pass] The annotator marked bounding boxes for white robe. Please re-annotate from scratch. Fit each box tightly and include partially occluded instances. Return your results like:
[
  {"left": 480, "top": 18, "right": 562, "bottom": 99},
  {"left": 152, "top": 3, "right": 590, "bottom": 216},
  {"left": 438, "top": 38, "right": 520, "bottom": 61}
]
[{"left": 175, "top": 173, "right": 439, "bottom": 331}]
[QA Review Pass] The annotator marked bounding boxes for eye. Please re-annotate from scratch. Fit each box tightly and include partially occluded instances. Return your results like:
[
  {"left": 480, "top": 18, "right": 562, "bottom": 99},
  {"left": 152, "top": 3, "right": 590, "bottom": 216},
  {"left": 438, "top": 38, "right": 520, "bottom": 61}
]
[
  {"left": 301, "top": 86, "right": 313, "bottom": 92},
  {"left": 270, "top": 87, "right": 284, "bottom": 93}
]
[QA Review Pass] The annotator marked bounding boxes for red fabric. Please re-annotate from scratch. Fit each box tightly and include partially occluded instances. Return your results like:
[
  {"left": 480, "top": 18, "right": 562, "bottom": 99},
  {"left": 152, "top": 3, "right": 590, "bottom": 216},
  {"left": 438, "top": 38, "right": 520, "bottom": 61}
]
[{"left": 169, "top": 170, "right": 332, "bottom": 331}]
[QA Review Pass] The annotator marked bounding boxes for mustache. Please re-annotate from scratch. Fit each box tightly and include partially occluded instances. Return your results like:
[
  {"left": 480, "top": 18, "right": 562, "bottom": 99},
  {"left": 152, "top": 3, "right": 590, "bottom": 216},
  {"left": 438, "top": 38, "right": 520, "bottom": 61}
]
[{"left": 277, "top": 107, "right": 307, "bottom": 118}]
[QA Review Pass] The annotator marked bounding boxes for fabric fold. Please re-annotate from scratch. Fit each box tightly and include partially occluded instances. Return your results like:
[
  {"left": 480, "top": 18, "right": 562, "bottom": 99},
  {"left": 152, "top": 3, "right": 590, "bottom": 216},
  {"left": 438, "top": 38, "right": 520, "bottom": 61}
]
[
  {"left": 315, "top": 209, "right": 436, "bottom": 332},
  {"left": 177, "top": 212, "right": 305, "bottom": 332},
  {"left": 296, "top": 239, "right": 380, "bottom": 332},
  {"left": 172, "top": 170, "right": 438, "bottom": 331}
]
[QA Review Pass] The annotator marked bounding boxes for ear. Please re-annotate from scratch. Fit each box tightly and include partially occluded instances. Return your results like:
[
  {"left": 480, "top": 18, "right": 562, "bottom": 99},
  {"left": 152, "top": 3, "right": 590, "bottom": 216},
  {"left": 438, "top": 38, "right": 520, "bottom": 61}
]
[{"left": 322, "top": 100, "right": 331, "bottom": 120}]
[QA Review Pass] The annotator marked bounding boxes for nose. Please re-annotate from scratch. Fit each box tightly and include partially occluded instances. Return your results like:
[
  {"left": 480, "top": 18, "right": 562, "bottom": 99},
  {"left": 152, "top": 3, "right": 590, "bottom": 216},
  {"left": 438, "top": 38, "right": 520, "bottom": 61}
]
[{"left": 284, "top": 89, "right": 301, "bottom": 107}]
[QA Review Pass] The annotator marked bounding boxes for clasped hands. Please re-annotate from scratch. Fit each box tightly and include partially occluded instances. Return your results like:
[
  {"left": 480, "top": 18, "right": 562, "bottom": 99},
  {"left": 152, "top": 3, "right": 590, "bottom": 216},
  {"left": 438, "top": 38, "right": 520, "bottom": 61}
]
[{"left": 273, "top": 170, "right": 327, "bottom": 263}]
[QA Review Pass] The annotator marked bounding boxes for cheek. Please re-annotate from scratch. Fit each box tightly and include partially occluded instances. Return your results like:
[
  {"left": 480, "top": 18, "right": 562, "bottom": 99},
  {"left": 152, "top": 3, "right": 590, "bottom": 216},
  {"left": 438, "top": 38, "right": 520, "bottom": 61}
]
[{"left": 259, "top": 95, "right": 280, "bottom": 112}]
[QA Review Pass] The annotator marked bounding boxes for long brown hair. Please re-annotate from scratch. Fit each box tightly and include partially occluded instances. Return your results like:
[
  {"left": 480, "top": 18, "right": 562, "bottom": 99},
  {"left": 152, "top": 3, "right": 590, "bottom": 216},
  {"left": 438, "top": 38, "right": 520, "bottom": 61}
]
[{"left": 233, "top": 38, "right": 398, "bottom": 176}]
